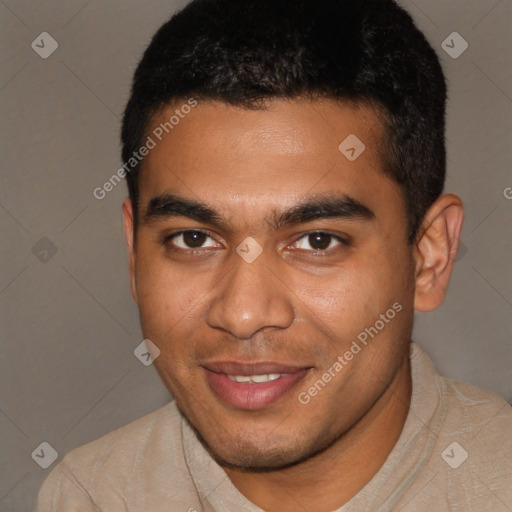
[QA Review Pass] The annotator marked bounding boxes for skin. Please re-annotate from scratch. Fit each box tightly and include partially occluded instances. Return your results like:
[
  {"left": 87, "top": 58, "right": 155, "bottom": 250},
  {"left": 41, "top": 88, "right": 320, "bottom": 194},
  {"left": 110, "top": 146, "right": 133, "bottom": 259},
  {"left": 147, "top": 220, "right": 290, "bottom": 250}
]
[{"left": 123, "top": 98, "right": 463, "bottom": 512}]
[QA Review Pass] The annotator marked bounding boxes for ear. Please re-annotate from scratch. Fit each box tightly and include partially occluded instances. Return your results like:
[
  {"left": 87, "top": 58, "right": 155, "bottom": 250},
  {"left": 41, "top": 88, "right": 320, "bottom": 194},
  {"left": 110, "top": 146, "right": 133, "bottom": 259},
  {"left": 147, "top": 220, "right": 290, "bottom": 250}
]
[
  {"left": 413, "top": 194, "right": 464, "bottom": 312},
  {"left": 122, "top": 198, "right": 138, "bottom": 304}
]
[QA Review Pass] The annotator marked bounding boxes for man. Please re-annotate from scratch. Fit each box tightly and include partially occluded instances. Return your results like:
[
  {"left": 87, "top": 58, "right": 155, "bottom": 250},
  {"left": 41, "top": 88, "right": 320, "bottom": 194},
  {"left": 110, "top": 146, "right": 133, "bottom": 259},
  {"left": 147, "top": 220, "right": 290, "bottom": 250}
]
[{"left": 38, "top": 0, "right": 511, "bottom": 510}]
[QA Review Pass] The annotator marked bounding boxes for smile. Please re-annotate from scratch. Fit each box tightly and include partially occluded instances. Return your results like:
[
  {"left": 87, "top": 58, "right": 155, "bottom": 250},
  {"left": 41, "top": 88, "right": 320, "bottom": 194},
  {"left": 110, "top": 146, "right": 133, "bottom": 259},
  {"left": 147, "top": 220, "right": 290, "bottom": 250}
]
[
  {"left": 227, "top": 373, "right": 283, "bottom": 383},
  {"left": 203, "top": 363, "right": 311, "bottom": 410}
]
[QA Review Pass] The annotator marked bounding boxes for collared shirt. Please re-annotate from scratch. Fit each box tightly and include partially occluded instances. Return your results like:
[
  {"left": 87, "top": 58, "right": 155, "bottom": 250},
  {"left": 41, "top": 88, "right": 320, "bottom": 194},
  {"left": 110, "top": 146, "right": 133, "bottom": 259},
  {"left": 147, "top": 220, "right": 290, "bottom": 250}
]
[{"left": 38, "top": 343, "right": 512, "bottom": 511}]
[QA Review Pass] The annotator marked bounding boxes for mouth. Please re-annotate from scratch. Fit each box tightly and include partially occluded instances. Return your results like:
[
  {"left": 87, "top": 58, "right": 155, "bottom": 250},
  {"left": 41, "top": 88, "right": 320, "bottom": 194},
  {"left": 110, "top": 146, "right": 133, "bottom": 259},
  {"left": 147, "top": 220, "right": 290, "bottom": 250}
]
[{"left": 202, "top": 362, "right": 312, "bottom": 411}]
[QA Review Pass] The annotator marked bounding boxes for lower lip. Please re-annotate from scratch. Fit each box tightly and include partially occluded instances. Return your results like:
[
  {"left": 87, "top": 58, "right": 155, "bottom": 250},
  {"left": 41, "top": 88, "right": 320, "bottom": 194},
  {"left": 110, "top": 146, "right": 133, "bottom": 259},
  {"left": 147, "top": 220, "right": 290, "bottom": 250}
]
[{"left": 205, "top": 369, "right": 309, "bottom": 410}]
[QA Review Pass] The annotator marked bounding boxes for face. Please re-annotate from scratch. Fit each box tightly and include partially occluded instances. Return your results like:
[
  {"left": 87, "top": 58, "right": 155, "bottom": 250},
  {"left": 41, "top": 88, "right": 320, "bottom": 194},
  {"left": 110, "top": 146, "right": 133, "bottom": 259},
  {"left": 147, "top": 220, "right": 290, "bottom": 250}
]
[{"left": 125, "top": 98, "right": 417, "bottom": 470}]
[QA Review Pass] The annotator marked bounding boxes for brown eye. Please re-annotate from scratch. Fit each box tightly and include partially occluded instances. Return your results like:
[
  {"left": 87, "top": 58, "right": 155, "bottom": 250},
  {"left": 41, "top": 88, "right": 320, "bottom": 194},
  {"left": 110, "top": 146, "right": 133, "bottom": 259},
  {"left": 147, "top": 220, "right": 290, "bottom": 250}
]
[
  {"left": 182, "top": 231, "right": 207, "bottom": 248},
  {"left": 308, "top": 233, "right": 332, "bottom": 250},
  {"left": 168, "top": 230, "right": 219, "bottom": 250},
  {"left": 293, "top": 231, "right": 347, "bottom": 252}
]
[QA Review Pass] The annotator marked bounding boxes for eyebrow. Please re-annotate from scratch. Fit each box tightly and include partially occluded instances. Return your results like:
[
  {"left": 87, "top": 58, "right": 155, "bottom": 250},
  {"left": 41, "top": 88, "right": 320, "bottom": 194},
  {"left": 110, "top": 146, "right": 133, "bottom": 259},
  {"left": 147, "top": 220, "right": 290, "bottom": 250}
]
[{"left": 143, "top": 193, "right": 375, "bottom": 230}]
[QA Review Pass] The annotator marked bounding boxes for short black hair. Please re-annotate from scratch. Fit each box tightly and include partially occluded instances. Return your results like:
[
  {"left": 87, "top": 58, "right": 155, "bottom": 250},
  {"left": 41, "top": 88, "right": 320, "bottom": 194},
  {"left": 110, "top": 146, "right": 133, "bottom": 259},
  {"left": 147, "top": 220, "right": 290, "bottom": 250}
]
[{"left": 121, "top": 0, "right": 447, "bottom": 243}]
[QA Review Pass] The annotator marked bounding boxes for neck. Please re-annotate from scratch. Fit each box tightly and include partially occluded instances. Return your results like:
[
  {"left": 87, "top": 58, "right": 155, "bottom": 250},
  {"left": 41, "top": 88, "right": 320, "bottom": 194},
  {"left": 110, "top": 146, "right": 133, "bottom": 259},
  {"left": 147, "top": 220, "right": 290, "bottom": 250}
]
[{"left": 224, "top": 351, "right": 412, "bottom": 512}]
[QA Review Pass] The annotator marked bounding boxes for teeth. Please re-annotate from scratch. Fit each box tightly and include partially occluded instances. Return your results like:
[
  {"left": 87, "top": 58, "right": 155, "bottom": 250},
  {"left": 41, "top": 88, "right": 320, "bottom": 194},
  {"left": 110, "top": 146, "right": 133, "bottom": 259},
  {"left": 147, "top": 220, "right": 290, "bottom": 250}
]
[
  {"left": 228, "top": 373, "right": 282, "bottom": 383},
  {"left": 251, "top": 373, "right": 280, "bottom": 383},
  {"left": 231, "top": 375, "right": 252, "bottom": 383}
]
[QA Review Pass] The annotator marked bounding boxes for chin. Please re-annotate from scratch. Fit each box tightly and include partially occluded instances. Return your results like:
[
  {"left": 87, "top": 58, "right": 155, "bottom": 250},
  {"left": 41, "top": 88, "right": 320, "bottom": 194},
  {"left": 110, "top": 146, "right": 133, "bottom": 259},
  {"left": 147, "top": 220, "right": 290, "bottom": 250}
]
[
  {"left": 181, "top": 407, "right": 340, "bottom": 473},
  {"left": 208, "top": 444, "right": 310, "bottom": 472}
]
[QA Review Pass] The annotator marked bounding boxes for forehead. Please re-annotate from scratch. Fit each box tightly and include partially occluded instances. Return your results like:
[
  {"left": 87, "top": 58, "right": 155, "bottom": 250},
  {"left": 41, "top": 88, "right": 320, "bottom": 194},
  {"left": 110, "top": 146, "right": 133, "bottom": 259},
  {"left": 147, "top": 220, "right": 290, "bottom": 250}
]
[{"left": 138, "top": 98, "right": 403, "bottom": 226}]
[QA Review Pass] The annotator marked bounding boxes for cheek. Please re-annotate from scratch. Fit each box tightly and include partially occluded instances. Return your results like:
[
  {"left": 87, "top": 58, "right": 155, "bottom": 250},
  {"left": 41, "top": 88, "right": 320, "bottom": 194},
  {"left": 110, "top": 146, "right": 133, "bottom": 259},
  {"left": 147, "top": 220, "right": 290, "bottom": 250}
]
[
  {"left": 134, "top": 256, "right": 205, "bottom": 339},
  {"left": 296, "top": 265, "right": 375, "bottom": 318},
  {"left": 296, "top": 250, "right": 412, "bottom": 341}
]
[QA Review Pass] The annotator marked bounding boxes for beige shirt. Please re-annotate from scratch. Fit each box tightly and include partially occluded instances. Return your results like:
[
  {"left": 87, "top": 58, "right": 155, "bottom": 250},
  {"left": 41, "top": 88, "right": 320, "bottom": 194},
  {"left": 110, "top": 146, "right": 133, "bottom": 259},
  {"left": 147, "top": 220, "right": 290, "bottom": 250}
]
[{"left": 38, "top": 343, "right": 512, "bottom": 511}]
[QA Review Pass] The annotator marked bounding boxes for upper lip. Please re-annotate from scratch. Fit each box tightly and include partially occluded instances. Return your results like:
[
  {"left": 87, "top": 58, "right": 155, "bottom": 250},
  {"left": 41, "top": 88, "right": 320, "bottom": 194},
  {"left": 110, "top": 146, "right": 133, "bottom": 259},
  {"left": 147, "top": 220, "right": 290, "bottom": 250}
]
[{"left": 202, "top": 361, "right": 312, "bottom": 376}]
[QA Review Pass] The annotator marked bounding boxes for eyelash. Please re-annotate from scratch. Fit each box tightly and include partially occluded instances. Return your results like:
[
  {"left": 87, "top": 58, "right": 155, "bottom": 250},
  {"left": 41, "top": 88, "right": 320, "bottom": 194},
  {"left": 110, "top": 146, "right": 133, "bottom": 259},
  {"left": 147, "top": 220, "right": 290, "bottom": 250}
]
[
  {"left": 162, "top": 229, "right": 220, "bottom": 253},
  {"left": 292, "top": 231, "right": 350, "bottom": 251},
  {"left": 161, "top": 229, "right": 350, "bottom": 255}
]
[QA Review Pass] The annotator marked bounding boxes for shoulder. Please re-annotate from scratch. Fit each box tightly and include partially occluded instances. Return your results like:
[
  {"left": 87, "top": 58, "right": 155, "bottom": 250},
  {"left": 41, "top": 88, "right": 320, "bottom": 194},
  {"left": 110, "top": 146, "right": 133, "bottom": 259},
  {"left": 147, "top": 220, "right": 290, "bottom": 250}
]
[
  {"left": 38, "top": 401, "right": 189, "bottom": 510},
  {"left": 398, "top": 344, "right": 512, "bottom": 510},
  {"left": 441, "top": 376, "right": 512, "bottom": 439},
  {"left": 62, "top": 401, "right": 182, "bottom": 470},
  {"left": 413, "top": 340, "right": 512, "bottom": 467},
  {"left": 429, "top": 374, "right": 511, "bottom": 509},
  {"left": 411, "top": 342, "right": 511, "bottom": 438}
]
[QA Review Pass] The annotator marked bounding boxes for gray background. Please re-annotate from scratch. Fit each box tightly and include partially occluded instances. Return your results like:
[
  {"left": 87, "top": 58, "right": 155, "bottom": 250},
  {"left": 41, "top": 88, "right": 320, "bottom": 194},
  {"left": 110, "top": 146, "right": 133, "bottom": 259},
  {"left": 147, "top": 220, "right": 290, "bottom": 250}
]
[{"left": 0, "top": 1, "right": 510, "bottom": 510}]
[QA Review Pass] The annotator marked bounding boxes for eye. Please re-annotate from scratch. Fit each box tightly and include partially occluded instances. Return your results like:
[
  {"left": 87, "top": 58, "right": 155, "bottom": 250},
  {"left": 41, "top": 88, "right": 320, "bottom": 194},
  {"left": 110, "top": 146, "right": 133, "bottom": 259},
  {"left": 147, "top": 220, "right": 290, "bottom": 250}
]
[
  {"left": 166, "top": 230, "right": 220, "bottom": 250},
  {"left": 293, "top": 232, "right": 347, "bottom": 252}
]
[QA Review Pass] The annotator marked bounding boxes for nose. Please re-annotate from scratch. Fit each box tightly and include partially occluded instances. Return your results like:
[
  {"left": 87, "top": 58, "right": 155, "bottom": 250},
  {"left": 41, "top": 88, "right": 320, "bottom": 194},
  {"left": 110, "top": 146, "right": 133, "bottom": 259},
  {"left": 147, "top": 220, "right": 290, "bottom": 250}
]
[{"left": 206, "top": 251, "right": 294, "bottom": 340}]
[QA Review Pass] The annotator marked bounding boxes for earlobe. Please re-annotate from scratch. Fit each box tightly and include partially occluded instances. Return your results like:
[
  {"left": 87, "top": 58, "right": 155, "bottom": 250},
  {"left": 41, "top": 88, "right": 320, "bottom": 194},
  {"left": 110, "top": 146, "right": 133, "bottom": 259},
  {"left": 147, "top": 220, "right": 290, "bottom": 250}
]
[
  {"left": 414, "top": 194, "right": 464, "bottom": 312},
  {"left": 122, "top": 198, "right": 138, "bottom": 304}
]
